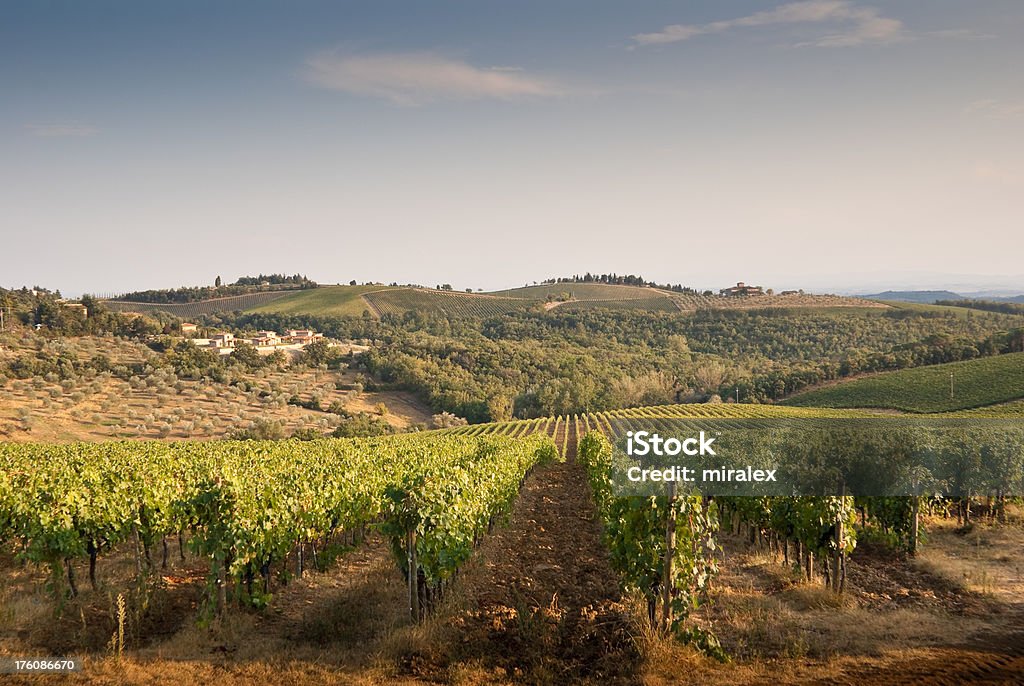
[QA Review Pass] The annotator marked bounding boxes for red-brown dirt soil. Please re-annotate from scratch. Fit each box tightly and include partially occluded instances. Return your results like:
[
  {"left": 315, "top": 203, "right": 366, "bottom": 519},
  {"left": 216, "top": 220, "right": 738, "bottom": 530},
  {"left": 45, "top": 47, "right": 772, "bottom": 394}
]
[{"left": 431, "top": 450, "right": 639, "bottom": 684}]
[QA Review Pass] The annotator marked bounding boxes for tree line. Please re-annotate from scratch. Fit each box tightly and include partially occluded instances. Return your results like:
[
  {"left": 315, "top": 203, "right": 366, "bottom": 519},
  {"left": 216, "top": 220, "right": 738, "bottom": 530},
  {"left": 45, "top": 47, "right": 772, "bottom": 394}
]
[
  {"left": 936, "top": 299, "right": 1024, "bottom": 316},
  {"left": 115, "top": 274, "right": 317, "bottom": 304},
  {"left": 543, "top": 273, "right": 703, "bottom": 294}
]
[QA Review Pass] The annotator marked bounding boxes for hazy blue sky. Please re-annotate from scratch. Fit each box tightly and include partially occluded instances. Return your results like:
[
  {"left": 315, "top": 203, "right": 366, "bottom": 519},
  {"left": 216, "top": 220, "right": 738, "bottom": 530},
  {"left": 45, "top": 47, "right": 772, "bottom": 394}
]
[{"left": 2, "top": 1, "right": 1022, "bottom": 294}]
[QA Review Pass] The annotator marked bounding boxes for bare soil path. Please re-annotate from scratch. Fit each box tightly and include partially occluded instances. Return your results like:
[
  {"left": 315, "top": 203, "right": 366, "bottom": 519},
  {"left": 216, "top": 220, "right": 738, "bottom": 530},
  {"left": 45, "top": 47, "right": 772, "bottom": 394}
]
[{"left": 439, "top": 438, "right": 640, "bottom": 685}]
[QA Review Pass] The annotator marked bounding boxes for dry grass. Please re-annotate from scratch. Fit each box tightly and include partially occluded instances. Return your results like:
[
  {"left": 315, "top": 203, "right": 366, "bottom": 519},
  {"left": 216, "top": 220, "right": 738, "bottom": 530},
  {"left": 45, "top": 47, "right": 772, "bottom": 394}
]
[
  {"left": 637, "top": 524, "right": 1024, "bottom": 686},
  {"left": 0, "top": 534, "right": 423, "bottom": 685},
  {"left": 1, "top": 525, "right": 1022, "bottom": 685},
  {"left": 688, "top": 531, "right": 1006, "bottom": 664},
  {"left": 913, "top": 515, "right": 1024, "bottom": 600}
]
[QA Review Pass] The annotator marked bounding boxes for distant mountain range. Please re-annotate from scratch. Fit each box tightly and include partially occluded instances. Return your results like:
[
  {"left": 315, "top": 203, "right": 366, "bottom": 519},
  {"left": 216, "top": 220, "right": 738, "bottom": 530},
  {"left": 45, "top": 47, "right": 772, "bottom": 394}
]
[{"left": 860, "top": 290, "right": 1024, "bottom": 304}]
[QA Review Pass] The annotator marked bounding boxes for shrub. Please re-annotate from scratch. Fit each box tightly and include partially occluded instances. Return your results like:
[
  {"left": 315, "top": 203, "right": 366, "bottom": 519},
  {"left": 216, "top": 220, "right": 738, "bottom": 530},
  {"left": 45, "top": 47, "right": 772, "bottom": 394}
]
[
  {"left": 230, "top": 418, "right": 288, "bottom": 441},
  {"left": 330, "top": 412, "right": 393, "bottom": 438},
  {"left": 432, "top": 412, "right": 468, "bottom": 429},
  {"left": 291, "top": 427, "right": 322, "bottom": 441}
]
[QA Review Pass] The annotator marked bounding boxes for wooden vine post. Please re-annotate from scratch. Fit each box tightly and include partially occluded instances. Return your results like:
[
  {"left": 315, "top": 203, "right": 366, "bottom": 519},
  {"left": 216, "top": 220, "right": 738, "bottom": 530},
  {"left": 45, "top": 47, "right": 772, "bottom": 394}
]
[
  {"left": 909, "top": 475, "right": 921, "bottom": 556},
  {"left": 661, "top": 479, "right": 678, "bottom": 631},
  {"left": 832, "top": 512, "right": 843, "bottom": 592},
  {"left": 831, "top": 485, "right": 845, "bottom": 592},
  {"left": 407, "top": 527, "right": 420, "bottom": 621},
  {"left": 216, "top": 552, "right": 227, "bottom": 616}
]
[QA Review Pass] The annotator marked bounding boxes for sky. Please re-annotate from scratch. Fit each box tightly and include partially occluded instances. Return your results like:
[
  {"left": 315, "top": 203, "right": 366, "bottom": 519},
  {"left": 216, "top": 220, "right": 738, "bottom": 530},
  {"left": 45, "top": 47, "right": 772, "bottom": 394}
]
[{"left": 2, "top": 1, "right": 1023, "bottom": 295}]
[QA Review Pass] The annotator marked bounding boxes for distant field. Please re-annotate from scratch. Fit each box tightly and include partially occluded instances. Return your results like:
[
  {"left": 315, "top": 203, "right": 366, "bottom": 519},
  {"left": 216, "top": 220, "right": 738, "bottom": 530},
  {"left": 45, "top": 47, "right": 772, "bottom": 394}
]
[
  {"left": 440, "top": 403, "right": 887, "bottom": 449},
  {"left": 253, "top": 283, "right": 687, "bottom": 318},
  {"left": 101, "top": 283, "right": 895, "bottom": 320},
  {"left": 472, "top": 283, "right": 884, "bottom": 315},
  {"left": 593, "top": 402, "right": 885, "bottom": 419},
  {"left": 555, "top": 296, "right": 679, "bottom": 312},
  {"left": 784, "top": 352, "right": 1024, "bottom": 413},
  {"left": 488, "top": 283, "right": 658, "bottom": 300},
  {"left": 247, "top": 285, "right": 389, "bottom": 317},
  {"left": 953, "top": 399, "right": 1024, "bottom": 417},
  {"left": 250, "top": 285, "right": 539, "bottom": 319},
  {"left": 364, "top": 288, "right": 532, "bottom": 318},
  {"left": 103, "top": 291, "right": 293, "bottom": 316},
  {"left": 873, "top": 299, "right": 976, "bottom": 319},
  {"left": 675, "top": 293, "right": 888, "bottom": 312}
]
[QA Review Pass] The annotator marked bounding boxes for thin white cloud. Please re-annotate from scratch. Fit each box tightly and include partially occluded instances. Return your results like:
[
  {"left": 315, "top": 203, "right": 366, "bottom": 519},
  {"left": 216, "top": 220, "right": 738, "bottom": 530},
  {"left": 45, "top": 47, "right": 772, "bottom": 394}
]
[
  {"left": 303, "top": 51, "right": 560, "bottom": 105},
  {"left": 973, "top": 163, "right": 1022, "bottom": 186},
  {"left": 966, "top": 99, "right": 1024, "bottom": 120},
  {"left": 926, "top": 29, "right": 994, "bottom": 40},
  {"left": 632, "top": 1, "right": 906, "bottom": 48},
  {"left": 25, "top": 123, "right": 98, "bottom": 137}
]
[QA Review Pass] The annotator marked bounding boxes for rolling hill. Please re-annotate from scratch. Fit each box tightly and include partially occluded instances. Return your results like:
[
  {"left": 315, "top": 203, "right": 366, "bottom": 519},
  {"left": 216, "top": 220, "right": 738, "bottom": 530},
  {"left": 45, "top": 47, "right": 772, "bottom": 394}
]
[
  {"left": 245, "top": 285, "right": 391, "bottom": 317},
  {"left": 783, "top": 352, "right": 1024, "bottom": 413},
  {"left": 102, "top": 291, "right": 294, "bottom": 317},
  {"left": 249, "top": 283, "right": 679, "bottom": 318},
  {"left": 953, "top": 399, "right": 1024, "bottom": 417},
  {"left": 101, "top": 282, "right": 888, "bottom": 319},
  {"left": 555, "top": 296, "right": 680, "bottom": 313},
  {"left": 869, "top": 299, "right": 993, "bottom": 320},
  {"left": 363, "top": 289, "right": 533, "bottom": 318},
  {"left": 489, "top": 283, "right": 661, "bottom": 300}
]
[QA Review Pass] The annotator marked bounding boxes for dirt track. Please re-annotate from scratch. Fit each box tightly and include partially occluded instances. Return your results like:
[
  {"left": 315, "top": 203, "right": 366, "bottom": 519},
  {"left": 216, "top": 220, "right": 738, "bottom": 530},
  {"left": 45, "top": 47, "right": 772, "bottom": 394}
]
[{"left": 440, "top": 440, "right": 640, "bottom": 685}]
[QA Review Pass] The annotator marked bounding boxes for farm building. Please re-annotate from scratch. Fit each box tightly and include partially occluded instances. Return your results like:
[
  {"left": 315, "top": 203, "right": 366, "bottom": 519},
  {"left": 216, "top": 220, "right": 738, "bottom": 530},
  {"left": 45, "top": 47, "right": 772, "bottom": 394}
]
[
  {"left": 60, "top": 302, "right": 89, "bottom": 317},
  {"left": 209, "top": 333, "right": 236, "bottom": 348},
  {"left": 720, "top": 282, "right": 765, "bottom": 297},
  {"left": 248, "top": 330, "right": 282, "bottom": 346},
  {"left": 285, "top": 329, "right": 324, "bottom": 344},
  {"left": 190, "top": 328, "right": 326, "bottom": 357}
]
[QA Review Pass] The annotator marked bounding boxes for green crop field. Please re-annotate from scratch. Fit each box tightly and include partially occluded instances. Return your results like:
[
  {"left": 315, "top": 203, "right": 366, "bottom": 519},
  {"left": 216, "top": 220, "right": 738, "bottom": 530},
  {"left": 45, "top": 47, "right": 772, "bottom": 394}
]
[
  {"left": 443, "top": 403, "right": 885, "bottom": 437},
  {"left": 249, "top": 285, "right": 540, "bottom": 319},
  {"left": 873, "top": 299, "right": 976, "bottom": 319},
  {"left": 486, "top": 283, "right": 658, "bottom": 300},
  {"left": 363, "top": 288, "right": 533, "bottom": 318},
  {"left": 784, "top": 352, "right": 1024, "bottom": 413},
  {"left": 950, "top": 399, "right": 1024, "bottom": 417},
  {"left": 555, "top": 296, "right": 679, "bottom": 312},
  {"left": 245, "top": 285, "right": 390, "bottom": 317},
  {"left": 103, "top": 291, "right": 295, "bottom": 317},
  {"left": 231, "top": 282, "right": 888, "bottom": 319}
]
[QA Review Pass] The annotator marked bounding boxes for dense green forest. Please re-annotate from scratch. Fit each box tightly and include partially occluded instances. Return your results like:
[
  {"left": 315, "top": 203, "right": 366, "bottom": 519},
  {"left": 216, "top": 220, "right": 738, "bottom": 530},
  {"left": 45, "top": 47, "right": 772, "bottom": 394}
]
[
  {"left": 215, "top": 306, "right": 1024, "bottom": 422},
  {"left": 6, "top": 284, "right": 1023, "bottom": 425}
]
